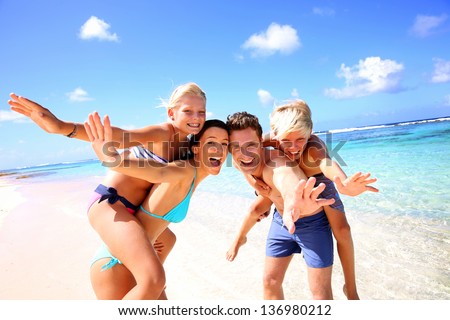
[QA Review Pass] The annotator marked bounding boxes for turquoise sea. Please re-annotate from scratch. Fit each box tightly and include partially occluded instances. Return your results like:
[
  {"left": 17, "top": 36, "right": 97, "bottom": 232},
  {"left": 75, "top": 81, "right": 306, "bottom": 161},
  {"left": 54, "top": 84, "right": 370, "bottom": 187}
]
[{"left": 1, "top": 117, "right": 449, "bottom": 299}]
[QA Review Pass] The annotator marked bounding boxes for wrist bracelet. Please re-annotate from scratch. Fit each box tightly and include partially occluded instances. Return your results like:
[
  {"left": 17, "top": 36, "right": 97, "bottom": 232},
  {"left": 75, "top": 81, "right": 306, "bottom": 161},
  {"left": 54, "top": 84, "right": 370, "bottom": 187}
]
[{"left": 66, "top": 123, "right": 78, "bottom": 138}]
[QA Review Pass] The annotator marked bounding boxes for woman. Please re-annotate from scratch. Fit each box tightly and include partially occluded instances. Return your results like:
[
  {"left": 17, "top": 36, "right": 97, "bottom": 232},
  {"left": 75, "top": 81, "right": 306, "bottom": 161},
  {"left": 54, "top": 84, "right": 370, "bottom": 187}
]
[
  {"left": 86, "top": 116, "right": 229, "bottom": 299},
  {"left": 8, "top": 83, "right": 207, "bottom": 299}
]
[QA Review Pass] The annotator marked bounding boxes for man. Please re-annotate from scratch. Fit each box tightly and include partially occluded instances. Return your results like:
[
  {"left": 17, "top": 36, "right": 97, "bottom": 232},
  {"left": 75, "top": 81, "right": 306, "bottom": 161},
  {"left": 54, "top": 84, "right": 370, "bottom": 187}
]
[{"left": 226, "top": 111, "right": 335, "bottom": 299}]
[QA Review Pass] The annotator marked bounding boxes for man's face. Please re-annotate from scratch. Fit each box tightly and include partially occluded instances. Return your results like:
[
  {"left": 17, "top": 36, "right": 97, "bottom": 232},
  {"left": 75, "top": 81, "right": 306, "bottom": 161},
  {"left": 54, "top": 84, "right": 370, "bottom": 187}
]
[{"left": 229, "top": 127, "right": 263, "bottom": 175}]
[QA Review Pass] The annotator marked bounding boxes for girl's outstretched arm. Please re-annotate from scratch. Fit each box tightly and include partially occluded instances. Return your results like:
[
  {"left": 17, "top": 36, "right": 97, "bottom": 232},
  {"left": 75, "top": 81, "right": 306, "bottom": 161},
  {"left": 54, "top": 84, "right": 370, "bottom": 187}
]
[
  {"left": 9, "top": 93, "right": 80, "bottom": 138},
  {"left": 9, "top": 93, "right": 170, "bottom": 148}
]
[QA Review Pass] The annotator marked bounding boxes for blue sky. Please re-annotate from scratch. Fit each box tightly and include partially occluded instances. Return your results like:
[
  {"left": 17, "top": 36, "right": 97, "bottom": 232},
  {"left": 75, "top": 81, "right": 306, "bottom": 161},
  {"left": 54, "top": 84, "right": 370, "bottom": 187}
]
[{"left": 1, "top": 0, "right": 449, "bottom": 170}]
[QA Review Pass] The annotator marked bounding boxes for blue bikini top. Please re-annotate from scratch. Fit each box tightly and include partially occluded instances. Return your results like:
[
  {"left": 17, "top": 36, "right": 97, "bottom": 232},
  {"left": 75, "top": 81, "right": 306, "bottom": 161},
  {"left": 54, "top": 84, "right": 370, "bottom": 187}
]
[{"left": 139, "top": 168, "right": 196, "bottom": 223}]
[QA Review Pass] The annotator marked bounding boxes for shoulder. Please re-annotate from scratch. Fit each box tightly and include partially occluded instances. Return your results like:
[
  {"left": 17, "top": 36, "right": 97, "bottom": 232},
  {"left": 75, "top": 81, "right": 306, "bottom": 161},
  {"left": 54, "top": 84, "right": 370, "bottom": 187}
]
[
  {"left": 159, "top": 159, "right": 194, "bottom": 183},
  {"left": 264, "top": 149, "right": 297, "bottom": 171},
  {"left": 304, "top": 134, "right": 328, "bottom": 161},
  {"left": 131, "top": 122, "right": 173, "bottom": 142}
]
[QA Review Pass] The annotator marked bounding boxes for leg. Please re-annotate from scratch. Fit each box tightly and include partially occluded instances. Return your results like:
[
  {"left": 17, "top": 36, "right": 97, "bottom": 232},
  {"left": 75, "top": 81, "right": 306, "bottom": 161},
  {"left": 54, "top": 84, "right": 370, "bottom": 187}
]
[
  {"left": 90, "top": 228, "right": 176, "bottom": 300},
  {"left": 90, "top": 259, "right": 136, "bottom": 300},
  {"left": 324, "top": 207, "right": 359, "bottom": 299},
  {"left": 294, "top": 210, "right": 334, "bottom": 300},
  {"left": 153, "top": 228, "right": 177, "bottom": 300},
  {"left": 263, "top": 256, "right": 293, "bottom": 299},
  {"left": 154, "top": 227, "right": 177, "bottom": 264},
  {"left": 88, "top": 201, "right": 165, "bottom": 299},
  {"left": 306, "top": 266, "right": 333, "bottom": 300},
  {"left": 264, "top": 210, "right": 300, "bottom": 299}
]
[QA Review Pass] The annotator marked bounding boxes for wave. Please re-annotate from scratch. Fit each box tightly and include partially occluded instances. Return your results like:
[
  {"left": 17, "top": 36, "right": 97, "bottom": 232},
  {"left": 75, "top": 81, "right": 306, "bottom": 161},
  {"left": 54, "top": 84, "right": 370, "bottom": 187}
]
[
  {"left": 7, "top": 159, "right": 99, "bottom": 171},
  {"left": 316, "top": 116, "right": 450, "bottom": 135}
]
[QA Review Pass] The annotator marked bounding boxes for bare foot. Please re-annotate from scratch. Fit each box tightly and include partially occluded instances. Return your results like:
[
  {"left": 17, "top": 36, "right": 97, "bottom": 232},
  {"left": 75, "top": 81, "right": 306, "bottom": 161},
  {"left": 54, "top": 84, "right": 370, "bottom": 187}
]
[
  {"left": 226, "top": 237, "right": 247, "bottom": 261},
  {"left": 343, "top": 284, "right": 360, "bottom": 300}
]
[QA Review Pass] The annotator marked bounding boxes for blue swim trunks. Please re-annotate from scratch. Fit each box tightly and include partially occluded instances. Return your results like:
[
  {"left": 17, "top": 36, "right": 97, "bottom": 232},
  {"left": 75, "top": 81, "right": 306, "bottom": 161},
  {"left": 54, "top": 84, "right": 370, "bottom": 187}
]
[
  {"left": 266, "top": 209, "right": 333, "bottom": 268},
  {"left": 313, "top": 173, "right": 345, "bottom": 213}
]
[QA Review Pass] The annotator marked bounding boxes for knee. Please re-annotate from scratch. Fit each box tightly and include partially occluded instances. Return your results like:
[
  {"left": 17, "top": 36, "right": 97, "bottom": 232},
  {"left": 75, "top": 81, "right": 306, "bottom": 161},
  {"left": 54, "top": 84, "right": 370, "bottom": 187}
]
[
  {"left": 138, "top": 265, "right": 166, "bottom": 293},
  {"left": 332, "top": 222, "right": 352, "bottom": 242},
  {"left": 165, "top": 229, "right": 177, "bottom": 251},
  {"left": 263, "top": 272, "right": 282, "bottom": 290},
  {"left": 311, "top": 286, "right": 333, "bottom": 300}
]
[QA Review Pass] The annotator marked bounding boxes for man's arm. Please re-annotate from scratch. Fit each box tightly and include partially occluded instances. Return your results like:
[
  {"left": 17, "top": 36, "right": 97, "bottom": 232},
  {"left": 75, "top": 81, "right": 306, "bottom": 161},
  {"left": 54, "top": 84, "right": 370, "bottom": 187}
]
[
  {"left": 243, "top": 173, "right": 271, "bottom": 197},
  {"left": 226, "top": 195, "right": 273, "bottom": 261}
]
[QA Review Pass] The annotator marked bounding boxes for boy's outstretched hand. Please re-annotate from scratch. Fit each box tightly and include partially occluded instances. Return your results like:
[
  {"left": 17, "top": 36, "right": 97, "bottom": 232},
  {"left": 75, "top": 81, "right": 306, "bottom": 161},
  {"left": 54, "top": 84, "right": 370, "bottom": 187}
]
[{"left": 334, "top": 172, "right": 378, "bottom": 196}]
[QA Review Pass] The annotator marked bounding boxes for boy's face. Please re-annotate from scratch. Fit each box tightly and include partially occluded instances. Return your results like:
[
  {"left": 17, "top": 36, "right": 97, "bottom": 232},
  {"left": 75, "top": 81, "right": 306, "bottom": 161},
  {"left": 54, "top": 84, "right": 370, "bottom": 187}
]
[
  {"left": 277, "top": 131, "right": 310, "bottom": 161},
  {"left": 229, "top": 127, "right": 263, "bottom": 175}
]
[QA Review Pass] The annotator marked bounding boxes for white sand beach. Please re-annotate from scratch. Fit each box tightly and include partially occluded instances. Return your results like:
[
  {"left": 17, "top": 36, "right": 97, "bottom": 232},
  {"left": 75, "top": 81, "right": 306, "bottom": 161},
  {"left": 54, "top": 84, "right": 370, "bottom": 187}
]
[
  {"left": 0, "top": 176, "right": 349, "bottom": 300},
  {"left": 1, "top": 173, "right": 448, "bottom": 300}
]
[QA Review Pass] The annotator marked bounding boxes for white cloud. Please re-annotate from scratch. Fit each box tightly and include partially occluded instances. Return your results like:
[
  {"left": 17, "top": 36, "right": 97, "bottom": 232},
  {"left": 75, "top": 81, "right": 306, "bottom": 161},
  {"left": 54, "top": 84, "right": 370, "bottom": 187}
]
[
  {"left": 206, "top": 111, "right": 214, "bottom": 118},
  {"left": 242, "top": 23, "right": 301, "bottom": 58},
  {"left": 79, "top": 16, "right": 119, "bottom": 42},
  {"left": 0, "top": 110, "right": 28, "bottom": 122},
  {"left": 410, "top": 14, "right": 448, "bottom": 38},
  {"left": 291, "top": 88, "right": 299, "bottom": 98},
  {"left": 67, "top": 87, "right": 94, "bottom": 102},
  {"left": 258, "top": 89, "right": 275, "bottom": 106},
  {"left": 312, "top": 7, "right": 335, "bottom": 17},
  {"left": 324, "top": 56, "right": 404, "bottom": 99},
  {"left": 431, "top": 58, "right": 450, "bottom": 83},
  {"left": 444, "top": 95, "right": 450, "bottom": 106}
]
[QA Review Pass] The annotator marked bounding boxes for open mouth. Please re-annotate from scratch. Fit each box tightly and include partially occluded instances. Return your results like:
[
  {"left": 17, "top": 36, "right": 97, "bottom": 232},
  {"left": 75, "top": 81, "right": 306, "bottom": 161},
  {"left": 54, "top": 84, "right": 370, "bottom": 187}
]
[
  {"left": 188, "top": 123, "right": 200, "bottom": 128},
  {"left": 209, "top": 156, "right": 222, "bottom": 167},
  {"left": 287, "top": 151, "right": 301, "bottom": 160},
  {"left": 239, "top": 158, "right": 257, "bottom": 167}
]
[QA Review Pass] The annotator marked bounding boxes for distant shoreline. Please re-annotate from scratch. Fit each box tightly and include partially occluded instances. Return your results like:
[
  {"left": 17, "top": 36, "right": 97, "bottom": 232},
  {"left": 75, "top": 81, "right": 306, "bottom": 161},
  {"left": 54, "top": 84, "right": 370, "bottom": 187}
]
[
  {"left": 2, "top": 116, "right": 449, "bottom": 172},
  {"left": 314, "top": 115, "right": 450, "bottom": 134}
]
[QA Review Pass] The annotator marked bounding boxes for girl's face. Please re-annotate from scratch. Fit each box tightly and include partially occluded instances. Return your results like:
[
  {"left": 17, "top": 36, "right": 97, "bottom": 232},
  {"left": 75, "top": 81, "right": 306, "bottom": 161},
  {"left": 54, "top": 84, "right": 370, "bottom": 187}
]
[
  {"left": 194, "top": 127, "right": 229, "bottom": 176},
  {"left": 169, "top": 95, "right": 206, "bottom": 135},
  {"left": 277, "top": 130, "right": 311, "bottom": 161}
]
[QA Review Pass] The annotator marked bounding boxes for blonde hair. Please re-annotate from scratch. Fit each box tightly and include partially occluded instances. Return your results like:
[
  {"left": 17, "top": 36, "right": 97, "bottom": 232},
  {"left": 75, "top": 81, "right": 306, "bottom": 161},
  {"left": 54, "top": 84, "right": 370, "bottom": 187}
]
[
  {"left": 270, "top": 100, "right": 313, "bottom": 139},
  {"left": 164, "top": 82, "right": 206, "bottom": 110}
]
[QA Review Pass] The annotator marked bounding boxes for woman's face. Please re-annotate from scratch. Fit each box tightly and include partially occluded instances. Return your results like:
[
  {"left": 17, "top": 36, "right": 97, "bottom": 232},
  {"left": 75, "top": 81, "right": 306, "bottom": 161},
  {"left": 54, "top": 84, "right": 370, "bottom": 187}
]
[
  {"left": 169, "top": 95, "right": 206, "bottom": 135},
  {"left": 194, "top": 127, "right": 229, "bottom": 175}
]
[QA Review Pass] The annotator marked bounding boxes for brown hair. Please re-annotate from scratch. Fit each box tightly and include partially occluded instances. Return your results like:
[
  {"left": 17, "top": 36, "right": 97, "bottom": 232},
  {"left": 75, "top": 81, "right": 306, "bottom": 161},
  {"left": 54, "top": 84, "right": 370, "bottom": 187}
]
[{"left": 226, "top": 111, "right": 263, "bottom": 138}]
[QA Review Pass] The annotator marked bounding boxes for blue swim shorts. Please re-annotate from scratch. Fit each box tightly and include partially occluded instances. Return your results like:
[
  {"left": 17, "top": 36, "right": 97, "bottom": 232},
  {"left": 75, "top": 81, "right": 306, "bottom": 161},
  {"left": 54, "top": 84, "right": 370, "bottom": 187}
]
[{"left": 266, "top": 209, "right": 333, "bottom": 268}]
